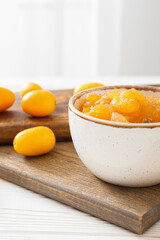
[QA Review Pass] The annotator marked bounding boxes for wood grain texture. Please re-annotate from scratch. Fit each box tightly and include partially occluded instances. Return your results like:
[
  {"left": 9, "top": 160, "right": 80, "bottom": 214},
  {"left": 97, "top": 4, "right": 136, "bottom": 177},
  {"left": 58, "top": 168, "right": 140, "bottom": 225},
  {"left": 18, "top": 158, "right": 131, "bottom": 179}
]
[
  {"left": 0, "top": 142, "right": 160, "bottom": 234},
  {"left": 1, "top": 179, "right": 160, "bottom": 240},
  {"left": 0, "top": 89, "right": 73, "bottom": 144}
]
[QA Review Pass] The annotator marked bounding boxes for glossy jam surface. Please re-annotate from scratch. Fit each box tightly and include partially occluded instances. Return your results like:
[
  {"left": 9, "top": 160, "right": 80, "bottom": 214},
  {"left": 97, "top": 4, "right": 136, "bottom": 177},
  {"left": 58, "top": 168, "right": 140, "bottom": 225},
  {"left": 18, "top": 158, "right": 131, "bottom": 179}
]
[{"left": 81, "top": 88, "right": 160, "bottom": 123}]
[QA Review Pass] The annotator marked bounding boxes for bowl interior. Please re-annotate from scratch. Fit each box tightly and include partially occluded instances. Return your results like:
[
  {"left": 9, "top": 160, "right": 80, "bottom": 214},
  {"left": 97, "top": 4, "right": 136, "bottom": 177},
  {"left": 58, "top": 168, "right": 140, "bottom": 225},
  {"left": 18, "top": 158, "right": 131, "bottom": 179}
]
[{"left": 69, "top": 85, "right": 160, "bottom": 128}]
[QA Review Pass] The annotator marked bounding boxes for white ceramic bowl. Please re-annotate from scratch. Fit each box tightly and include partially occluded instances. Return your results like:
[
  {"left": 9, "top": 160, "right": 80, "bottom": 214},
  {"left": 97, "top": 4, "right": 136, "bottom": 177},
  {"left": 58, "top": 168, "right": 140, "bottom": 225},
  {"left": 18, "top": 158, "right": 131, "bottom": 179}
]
[{"left": 69, "top": 85, "right": 160, "bottom": 187}]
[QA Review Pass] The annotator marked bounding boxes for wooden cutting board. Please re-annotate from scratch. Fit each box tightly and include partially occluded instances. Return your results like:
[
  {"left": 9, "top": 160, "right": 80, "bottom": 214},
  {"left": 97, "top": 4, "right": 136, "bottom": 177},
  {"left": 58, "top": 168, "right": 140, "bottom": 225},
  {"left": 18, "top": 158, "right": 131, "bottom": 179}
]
[
  {"left": 0, "top": 89, "right": 73, "bottom": 144},
  {"left": 0, "top": 141, "right": 160, "bottom": 234}
]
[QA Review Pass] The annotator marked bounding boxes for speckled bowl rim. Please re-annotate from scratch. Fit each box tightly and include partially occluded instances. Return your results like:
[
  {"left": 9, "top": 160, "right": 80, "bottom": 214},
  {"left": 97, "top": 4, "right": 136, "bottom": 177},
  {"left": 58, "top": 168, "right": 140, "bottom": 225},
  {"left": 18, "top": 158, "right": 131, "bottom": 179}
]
[{"left": 69, "top": 85, "right": 160, "bottom": 128}]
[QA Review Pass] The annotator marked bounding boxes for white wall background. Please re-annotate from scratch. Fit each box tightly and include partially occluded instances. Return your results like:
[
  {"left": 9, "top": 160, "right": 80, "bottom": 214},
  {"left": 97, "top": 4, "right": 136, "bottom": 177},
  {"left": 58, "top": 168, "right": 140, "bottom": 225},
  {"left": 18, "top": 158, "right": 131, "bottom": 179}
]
[{"left": 0, "top": 0, "right": 160, "bottom": 78}]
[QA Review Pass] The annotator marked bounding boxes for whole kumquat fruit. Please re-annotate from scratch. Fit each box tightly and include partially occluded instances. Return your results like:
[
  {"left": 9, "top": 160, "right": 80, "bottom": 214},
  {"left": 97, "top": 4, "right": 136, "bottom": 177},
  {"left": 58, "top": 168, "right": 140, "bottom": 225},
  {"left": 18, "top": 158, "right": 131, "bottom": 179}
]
[
  {"left": 74, "top": 82, "right": 104, "bottom": 95},
  {"left": 20, "top": 82, "right": 42, "bottom": 97},
  {"left": 21, "top": 90, "right": 56, "bottom": 117},
  {"left": 13, "top": 126, "right": 56, "bottom": 156},
  {"left": 0, "top": 87, "right": 15, "bottom": 111}
]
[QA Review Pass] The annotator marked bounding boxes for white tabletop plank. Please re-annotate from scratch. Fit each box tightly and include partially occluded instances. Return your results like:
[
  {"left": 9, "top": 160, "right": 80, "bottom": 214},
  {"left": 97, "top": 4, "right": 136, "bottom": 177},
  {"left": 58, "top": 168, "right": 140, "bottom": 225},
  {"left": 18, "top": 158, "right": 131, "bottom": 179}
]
[
  {"left": 1, "top": 77, "right": 160, "bottom": 239},
  {"left": 0, "top": 76, "right": 160, "bottom": 91}
]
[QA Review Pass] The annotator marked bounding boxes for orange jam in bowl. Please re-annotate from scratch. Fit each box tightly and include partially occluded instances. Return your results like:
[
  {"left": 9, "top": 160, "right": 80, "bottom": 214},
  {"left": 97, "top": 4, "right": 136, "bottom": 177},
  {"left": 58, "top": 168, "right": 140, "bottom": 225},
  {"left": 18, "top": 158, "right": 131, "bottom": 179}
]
[{"left": 81, "top": 88, "right": 160, "bottom": 123}]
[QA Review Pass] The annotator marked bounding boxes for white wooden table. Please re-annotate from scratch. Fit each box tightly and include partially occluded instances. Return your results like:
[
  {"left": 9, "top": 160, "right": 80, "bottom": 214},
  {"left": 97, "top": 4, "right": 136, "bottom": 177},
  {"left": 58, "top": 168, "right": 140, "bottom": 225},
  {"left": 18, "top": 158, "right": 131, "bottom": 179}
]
[{"left": 1, "top": 77, "right": 160, "bottom": 240}]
